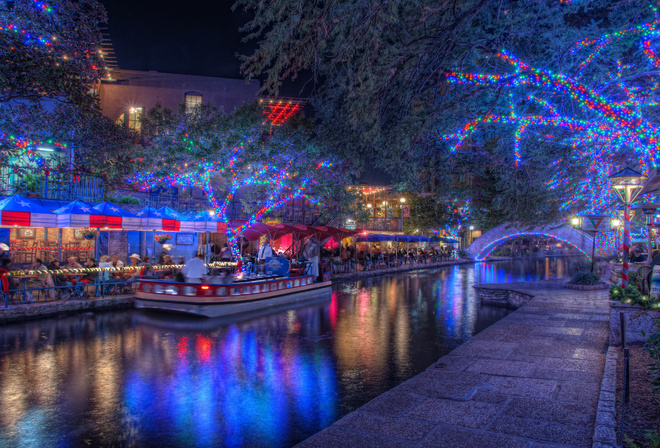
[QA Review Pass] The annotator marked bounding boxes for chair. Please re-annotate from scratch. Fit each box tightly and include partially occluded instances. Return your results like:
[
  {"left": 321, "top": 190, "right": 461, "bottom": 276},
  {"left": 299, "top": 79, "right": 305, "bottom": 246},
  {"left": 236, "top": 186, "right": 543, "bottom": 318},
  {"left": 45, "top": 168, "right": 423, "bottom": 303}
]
[{"left": 637, "top": 265, "right": 652, "bottom": 295}]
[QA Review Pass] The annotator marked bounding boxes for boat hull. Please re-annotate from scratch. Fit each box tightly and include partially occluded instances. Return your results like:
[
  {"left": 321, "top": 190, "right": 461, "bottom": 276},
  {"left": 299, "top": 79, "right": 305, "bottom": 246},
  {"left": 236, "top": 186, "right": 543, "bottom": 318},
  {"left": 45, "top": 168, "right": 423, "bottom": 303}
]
[{"left": 135, "top": 280, "right": 332, "bottom": 318}]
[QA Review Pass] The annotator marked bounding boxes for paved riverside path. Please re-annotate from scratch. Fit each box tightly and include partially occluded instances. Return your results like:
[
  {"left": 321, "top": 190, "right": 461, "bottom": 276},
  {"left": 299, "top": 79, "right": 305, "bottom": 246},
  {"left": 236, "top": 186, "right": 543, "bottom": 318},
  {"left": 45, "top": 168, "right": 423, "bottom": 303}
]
[{"left": 297, "top": 280, "right": 610, "bottom": 448}]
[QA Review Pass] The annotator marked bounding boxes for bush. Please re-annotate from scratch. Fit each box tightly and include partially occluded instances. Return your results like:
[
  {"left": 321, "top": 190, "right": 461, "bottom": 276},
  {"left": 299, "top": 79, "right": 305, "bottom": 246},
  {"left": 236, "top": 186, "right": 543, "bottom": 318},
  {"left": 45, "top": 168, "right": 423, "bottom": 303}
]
[
  {"left": 457, "top": 249, "right": 469, "bottom": 258},
  {"left": 570, "top": 270, "right": 602, "bottom": 286},
  {"left": 644, "top": 323, "right": 660, "bottom": 393},
  {"left": 610, "top": 283, "right": 660, "bottom": 309},
  {"left": 107, "top": 195, "right": 141, "bottom": 205}
]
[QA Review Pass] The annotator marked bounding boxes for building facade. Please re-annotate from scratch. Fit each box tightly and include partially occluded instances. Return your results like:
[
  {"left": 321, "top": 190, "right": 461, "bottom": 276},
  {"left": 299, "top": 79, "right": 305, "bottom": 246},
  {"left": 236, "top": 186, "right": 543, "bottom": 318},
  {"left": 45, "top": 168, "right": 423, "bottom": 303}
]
[{"left": 99, "top": 69, "right": 260, "bottom": 132}]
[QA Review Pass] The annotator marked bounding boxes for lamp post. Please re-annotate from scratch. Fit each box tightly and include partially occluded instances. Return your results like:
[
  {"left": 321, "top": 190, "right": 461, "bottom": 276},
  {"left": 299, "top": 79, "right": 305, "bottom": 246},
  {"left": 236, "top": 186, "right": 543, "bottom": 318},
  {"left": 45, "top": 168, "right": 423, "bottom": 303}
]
[
  {"left": 399, "top": 197, "right": 406, "bottom": 232},
  {"left": 611, "top": 218, "right": 621, "bottom": 257},
  {"left": 469, "top": 225, "right": 475, "bottom": 246},
  {"left": 609, "top": 168, "right": 647, "bottom": 288}
]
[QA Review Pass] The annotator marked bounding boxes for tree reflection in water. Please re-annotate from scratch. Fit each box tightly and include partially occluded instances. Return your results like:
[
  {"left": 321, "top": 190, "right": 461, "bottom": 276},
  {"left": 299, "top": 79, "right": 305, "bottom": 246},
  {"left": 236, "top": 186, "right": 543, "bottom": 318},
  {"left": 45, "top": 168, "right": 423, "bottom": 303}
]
[{"left": 0, "top": 257, "right": 582, "bottom": 448}]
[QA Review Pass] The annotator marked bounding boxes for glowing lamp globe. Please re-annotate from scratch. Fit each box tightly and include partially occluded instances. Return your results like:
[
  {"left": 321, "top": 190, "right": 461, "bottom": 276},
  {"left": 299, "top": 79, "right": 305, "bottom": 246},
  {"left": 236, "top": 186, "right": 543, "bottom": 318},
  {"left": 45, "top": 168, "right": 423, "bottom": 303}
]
[{"left": 608, "top": 168, "right": 647, "bottom": 204}]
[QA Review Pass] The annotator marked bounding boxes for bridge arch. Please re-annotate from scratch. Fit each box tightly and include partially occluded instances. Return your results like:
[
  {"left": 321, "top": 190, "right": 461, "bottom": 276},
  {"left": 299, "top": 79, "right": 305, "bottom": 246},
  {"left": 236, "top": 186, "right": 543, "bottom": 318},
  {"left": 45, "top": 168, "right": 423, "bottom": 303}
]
[{"left": 467, "top": 223, "right": 594, "bottom": 261}]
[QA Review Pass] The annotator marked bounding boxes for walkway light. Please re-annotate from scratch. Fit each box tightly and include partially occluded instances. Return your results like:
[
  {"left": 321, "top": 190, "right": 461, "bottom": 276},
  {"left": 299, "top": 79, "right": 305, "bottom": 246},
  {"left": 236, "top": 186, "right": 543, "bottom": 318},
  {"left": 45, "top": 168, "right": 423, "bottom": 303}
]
[
  {"left": 609, "top": 168, "right": 647, "bottom": 288},
  {"left": 570, "top": 217, "right": 580, "bottom": 226},
  {"left": 399, "top": 198, "right": 406, "bottom": 203}
]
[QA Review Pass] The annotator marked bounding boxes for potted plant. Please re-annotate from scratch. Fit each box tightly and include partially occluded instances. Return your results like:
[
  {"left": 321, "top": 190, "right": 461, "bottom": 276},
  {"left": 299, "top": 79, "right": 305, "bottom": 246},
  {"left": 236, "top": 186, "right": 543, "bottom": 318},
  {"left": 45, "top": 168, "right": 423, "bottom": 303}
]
[
  {"left": 155, "top": 233, "right": 172, "bottom": 244},
  {"left": 81, "top": 228, "right": 100, "bottom": 240}
]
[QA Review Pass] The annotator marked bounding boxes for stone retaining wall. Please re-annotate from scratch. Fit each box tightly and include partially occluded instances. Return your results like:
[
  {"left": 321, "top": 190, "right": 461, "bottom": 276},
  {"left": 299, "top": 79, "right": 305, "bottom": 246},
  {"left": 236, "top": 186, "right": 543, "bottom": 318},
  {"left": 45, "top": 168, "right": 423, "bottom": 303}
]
[
  {"left": 0, "top": 296, "right": 135, "bottom": 324},
  {"left": 609, "top": 301, "right": 660, "bottom": 345},
  {"left": 472, "top": 286, "right": 534, "bottom": 308},
  {"left": 331, "top": 259, "right": 475, "bottom": 281}
]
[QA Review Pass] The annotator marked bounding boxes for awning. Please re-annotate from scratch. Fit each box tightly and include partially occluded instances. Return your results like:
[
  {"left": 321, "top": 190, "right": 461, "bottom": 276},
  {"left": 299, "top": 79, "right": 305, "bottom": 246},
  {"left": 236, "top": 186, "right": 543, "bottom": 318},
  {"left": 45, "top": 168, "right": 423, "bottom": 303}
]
[
  {"left": 0, "top": 194, "right": 56, "bottom": 227},
  {"left": 93, "top": 202, "right": 141, "bottom": 230},
  {"left": 241, "top": 222, "right": 293, "bottom": 242},
  {"left": 53, "top": 200, "right": 107, "bottom": 228}
]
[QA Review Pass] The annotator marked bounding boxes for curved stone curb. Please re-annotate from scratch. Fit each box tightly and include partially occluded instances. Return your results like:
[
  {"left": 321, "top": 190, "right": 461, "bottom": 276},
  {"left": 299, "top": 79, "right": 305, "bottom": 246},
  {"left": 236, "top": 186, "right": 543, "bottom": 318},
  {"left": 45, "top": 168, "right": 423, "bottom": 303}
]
[
  {"left": 565, "top": 282, "right": 610, "bottom": 291},
  {"left": 593, "top": 346, "right": 619, "bottom": 448}
]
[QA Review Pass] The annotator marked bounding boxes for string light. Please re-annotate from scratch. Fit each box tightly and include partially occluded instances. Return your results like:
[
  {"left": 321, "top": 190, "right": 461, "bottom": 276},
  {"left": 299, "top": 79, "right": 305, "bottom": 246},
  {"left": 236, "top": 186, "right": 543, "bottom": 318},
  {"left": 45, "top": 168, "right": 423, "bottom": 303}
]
[{"left": 442, "top": 1, "right": 660, "bottom": 257}]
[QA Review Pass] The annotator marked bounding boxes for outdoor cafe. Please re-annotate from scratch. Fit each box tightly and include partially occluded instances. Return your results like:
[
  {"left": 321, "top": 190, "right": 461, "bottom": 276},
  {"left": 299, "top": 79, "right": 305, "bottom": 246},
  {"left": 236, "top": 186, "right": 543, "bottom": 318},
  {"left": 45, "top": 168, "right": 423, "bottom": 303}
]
[{"left": 0, "top": 193, "right": 456, "bottom": 306}]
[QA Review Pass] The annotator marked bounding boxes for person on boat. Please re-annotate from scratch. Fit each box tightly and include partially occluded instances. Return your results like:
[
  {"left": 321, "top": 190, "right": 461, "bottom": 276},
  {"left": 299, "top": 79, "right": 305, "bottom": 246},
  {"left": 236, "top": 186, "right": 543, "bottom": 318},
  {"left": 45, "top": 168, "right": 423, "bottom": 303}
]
[
  {"left": 258, "top": 240, "right": 274, "bottom": 260},
  {"left": 181, "top": 253, "right": 207, "bottom": 283},
  {"left": 304, "top": 237, "right": 320, "bottom": 280},
  {"left": 219, "top": 243, "right": 232, "bottom": 260}
]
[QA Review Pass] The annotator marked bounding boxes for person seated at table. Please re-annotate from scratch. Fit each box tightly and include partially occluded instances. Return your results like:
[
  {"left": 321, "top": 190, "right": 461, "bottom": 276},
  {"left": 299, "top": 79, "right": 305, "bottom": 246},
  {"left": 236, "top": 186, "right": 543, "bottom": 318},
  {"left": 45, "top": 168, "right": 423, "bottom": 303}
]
[
  {"left": 66, "top": 256, "right": 83, "bottom": 269},
  {"left": 630, "top": 245, "right": 647, "bottom": 263},
  {"left": 47, "top": 260, "right": 67, "bottom": 288},
  {"left": 0, "top": 243, "right": 9, "bottom": 264},
  {"left": 0, "top": 258, "right": 19, "bottom": 298},
  {"left": 80, "top": 258, "right": 98, "bottom": 285},
  {"left": 25, "top": 258, "right": 49, "bottom": 299},
  {"left": 110, "top": 255, "right": 124, "bottom": 269},
  {"left": 139, "top": 256, "right": 157, "bottom": 279},
  {"left": 123, "top": 254, "right": 143, "bottom": 285}
]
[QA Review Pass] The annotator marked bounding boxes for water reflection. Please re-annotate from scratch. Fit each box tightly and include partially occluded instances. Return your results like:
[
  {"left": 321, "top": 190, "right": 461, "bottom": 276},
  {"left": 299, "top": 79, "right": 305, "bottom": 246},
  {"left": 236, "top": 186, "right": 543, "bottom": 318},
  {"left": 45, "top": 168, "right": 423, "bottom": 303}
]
[{"left": 0, "top": 257, "right": 581, "bottom": 448}]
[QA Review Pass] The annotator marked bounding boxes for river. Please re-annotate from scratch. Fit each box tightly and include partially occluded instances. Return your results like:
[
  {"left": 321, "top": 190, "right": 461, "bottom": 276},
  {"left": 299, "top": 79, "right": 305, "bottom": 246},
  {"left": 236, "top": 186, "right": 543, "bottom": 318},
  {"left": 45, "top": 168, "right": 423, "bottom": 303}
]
[{"left": 0, "top": 257, "right": 582, "bottom": 448}]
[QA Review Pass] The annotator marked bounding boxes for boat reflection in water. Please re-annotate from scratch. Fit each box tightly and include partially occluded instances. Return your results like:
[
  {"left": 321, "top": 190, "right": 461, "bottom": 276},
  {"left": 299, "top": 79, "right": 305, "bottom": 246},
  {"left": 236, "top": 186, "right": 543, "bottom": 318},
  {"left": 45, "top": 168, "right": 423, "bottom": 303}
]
[{"left": 0, "top": 257, "right": 582, "bottom": 448}]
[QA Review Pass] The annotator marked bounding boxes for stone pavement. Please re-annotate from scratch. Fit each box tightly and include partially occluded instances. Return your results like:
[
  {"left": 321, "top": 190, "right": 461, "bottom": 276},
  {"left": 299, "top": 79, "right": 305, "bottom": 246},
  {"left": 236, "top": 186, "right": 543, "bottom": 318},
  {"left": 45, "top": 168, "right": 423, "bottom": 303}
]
[{"left": 297, "top": 280, "right": 611, "bottom": 448}]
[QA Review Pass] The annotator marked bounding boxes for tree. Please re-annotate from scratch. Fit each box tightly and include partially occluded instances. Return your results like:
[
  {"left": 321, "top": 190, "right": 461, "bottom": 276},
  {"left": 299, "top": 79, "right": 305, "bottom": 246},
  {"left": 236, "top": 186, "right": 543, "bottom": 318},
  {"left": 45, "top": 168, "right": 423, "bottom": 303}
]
[
  {"left": 133, "top": 102, "right": 355, "bottom": 258},
  {"left": 235, "top": 0, "right": 653, "bottom": 226},
  {"left": 0, "top": 102, "right": 140, "bottom": 189},
  {"left": 0, "top": 0, "right": 136, "bottom": 187},
  {"left": 0, "top": 0, "right": 108, "bottom": 108}
]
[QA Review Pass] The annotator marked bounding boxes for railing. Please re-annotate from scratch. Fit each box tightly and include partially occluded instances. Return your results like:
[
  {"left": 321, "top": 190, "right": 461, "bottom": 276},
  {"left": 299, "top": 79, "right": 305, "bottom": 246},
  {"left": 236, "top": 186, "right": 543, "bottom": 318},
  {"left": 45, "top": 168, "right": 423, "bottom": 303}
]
[
  {"left": 355, "top": 217, "right": 403, "bottom": 232},
  {"left": 1, "top": 275, "right": 135, "bottom": 308},
  {"left": 323, "top": 251, "right": 456, "bottom": 275},
  {"left": 0, "top": 167, "right": 104, "bottom": 202}
]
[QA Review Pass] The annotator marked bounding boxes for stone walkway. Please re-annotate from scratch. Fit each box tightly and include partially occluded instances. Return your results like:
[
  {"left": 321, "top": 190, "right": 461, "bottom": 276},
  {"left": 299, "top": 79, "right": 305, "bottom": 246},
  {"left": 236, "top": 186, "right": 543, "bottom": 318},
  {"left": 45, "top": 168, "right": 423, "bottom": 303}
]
[{"left": 297, "top": 280, "right": 611, "bottom": 448}]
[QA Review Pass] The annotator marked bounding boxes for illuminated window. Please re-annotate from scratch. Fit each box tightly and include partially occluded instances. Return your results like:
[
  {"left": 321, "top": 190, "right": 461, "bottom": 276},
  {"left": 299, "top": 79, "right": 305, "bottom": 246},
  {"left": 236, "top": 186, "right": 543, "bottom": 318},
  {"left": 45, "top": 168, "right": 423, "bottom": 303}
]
[
  {"left": 115, "top": 113, "right": 125, "bottom": 126},
  {"left": 128, "top": 107, "right": 143, "bottom": 133},
  {"left": 185, "top": 93, "right": 202, "bottom": 113}
]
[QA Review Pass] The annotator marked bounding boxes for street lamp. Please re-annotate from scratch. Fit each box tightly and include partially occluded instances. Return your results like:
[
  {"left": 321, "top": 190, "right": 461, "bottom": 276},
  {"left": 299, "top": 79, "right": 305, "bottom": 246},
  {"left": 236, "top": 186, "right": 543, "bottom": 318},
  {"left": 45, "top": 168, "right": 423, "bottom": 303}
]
[
  {"left": 570, "top": 217, "right": 581, "bottom": 227},
  {"left": 399, "top": 197, "right": 406, "bottom": 231},
  {"left": 609, "top": 168, "right": 647, "bottom": 287}
]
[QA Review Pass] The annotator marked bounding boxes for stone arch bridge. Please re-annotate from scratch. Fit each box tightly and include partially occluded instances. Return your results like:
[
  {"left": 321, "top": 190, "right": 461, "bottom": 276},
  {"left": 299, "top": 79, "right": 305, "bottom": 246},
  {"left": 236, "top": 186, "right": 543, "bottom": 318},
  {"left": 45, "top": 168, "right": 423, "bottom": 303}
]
[{"left": 466, "top": 222, "right": 594, "bottom": 261}]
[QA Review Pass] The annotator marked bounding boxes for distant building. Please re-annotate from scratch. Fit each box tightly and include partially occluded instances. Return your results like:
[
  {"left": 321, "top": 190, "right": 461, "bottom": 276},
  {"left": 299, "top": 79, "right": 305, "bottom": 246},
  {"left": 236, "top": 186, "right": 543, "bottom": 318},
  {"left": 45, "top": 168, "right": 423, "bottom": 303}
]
[{"left": 99, "top": 69, "right": 260, "bottom": 132}]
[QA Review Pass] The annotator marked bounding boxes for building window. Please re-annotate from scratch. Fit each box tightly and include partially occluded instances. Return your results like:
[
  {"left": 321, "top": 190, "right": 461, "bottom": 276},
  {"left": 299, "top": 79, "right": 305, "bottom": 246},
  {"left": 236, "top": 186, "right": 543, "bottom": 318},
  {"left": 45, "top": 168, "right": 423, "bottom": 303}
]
[
  {"left": 115, "top": 113, "right": 125, "bottom": 127},
  {"left": 128, "top": 107, "right": 143, "bottom": 133},
  {"left": 185, "top": 93, "right": 202, "bottom": 113}
]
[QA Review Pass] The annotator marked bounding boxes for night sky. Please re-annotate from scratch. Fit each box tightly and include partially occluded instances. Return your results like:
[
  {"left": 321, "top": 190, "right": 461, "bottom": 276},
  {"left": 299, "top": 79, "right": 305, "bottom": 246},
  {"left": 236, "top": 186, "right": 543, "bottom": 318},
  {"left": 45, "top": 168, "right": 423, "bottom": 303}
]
[
  {"left": 102, "top": 0, "right": 311, "bottom": 97},
  {"left": 102, "top": 0, "right": 390, "bottom": 184}
]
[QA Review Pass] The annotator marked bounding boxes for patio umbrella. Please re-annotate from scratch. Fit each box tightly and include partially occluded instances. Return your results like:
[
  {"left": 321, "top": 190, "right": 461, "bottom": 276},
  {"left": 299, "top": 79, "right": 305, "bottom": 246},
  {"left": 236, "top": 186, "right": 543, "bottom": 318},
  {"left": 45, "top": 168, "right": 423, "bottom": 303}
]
[
  {"left": 135, "top": 206, "right": 164, "bottom": 231},
  {"left": 242, "top": 222, "right": 293, "bottom": 242},
  {"left": 192, "top": 211, "right": 228, "bottom": 233},
  {"left": 156, "top": 206, "right": 195, "bottom": 231},
  {"left": 0, "top": 194, "right": 56, "bottom": 227},
  {"left": 92, "top": 202, "right": 140, "bottom": 230},
  {"left": 53, "top": 200, "right": 106, "bottom": 228}
]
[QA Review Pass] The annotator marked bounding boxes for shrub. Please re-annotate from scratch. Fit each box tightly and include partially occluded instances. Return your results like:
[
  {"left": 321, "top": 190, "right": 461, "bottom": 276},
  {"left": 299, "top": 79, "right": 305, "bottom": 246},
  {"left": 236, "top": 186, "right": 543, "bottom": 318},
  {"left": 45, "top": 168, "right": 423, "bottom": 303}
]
[
  {"left": 644, "top": 322, "right": 660, "bottom": 393},
  {"left": 625, "top": 430, "right": 660, "bottom": 448},
  {"left": 610, "top": 283, "right": 660, "bottom": 309},
  {"left": 457, "top": 249, "right": 469, "bottom": 258},
  {"left": 570, "top": 270, "right": 602, "bottom": 286},
  {"left": 107, "top": 195, "right": 141, "bottom": 205}
]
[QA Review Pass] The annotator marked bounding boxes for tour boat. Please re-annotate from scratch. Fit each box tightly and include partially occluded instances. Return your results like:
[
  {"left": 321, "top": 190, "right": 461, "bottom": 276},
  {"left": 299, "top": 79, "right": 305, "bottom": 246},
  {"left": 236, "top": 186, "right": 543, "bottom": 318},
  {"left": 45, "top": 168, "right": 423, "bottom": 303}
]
[{"left": 135, "top": 274, "right": 332, "bottom": 318}]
